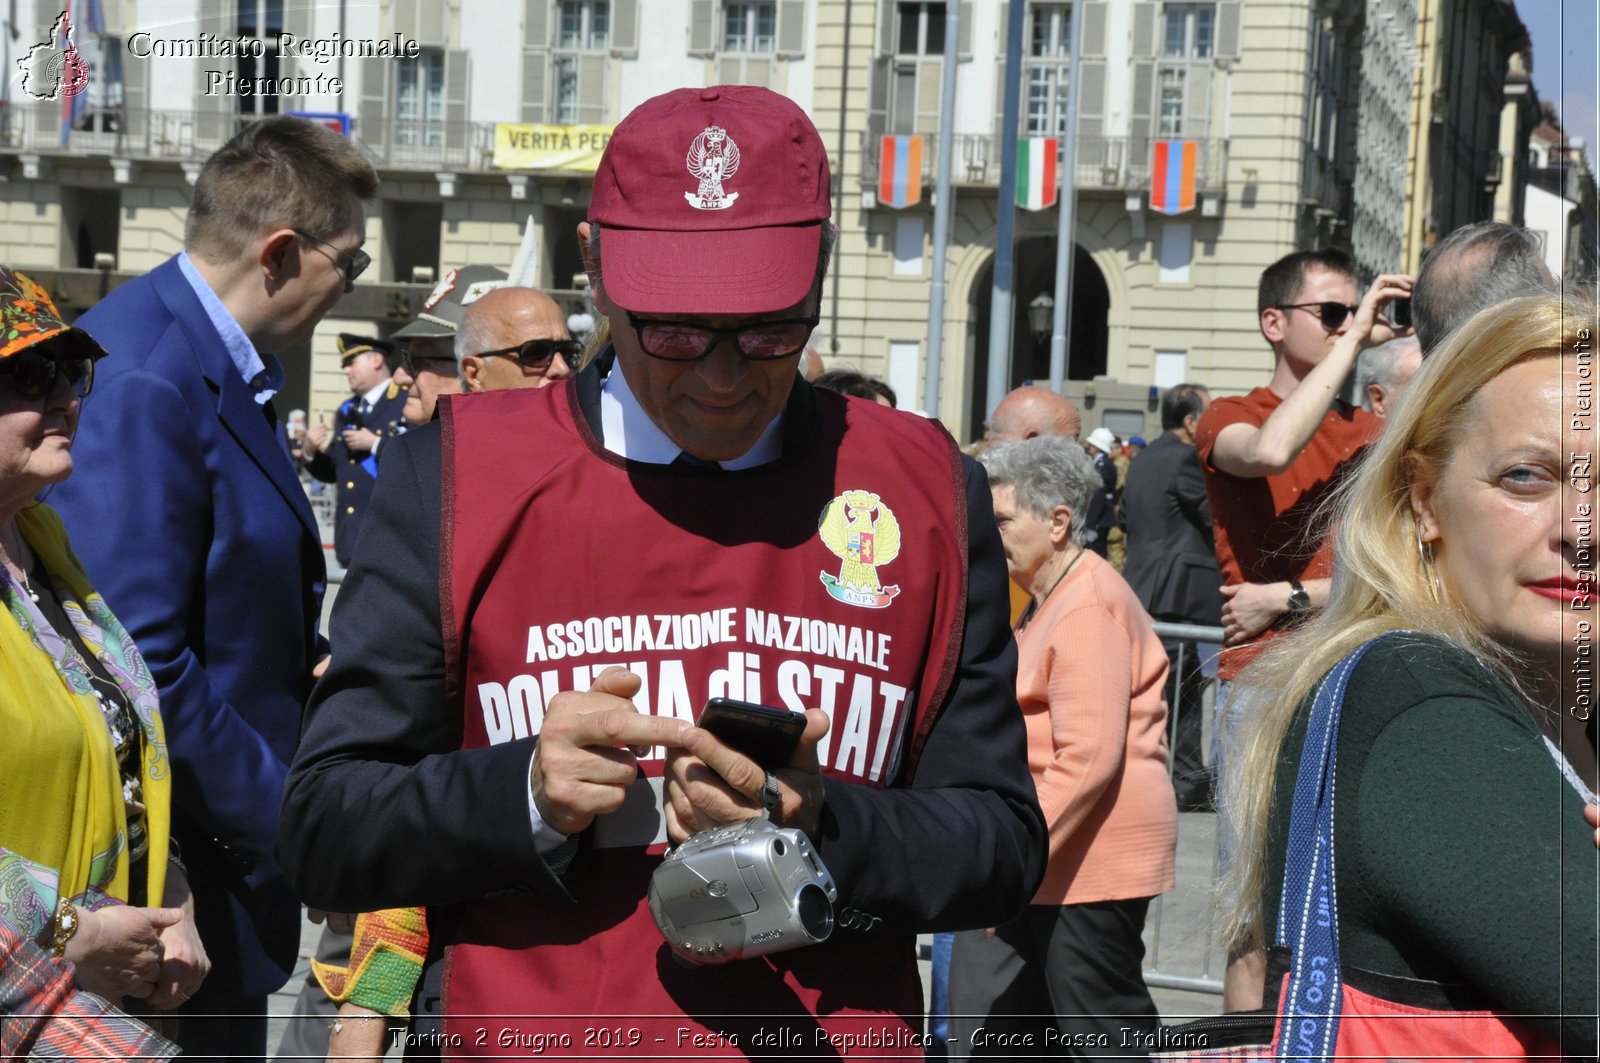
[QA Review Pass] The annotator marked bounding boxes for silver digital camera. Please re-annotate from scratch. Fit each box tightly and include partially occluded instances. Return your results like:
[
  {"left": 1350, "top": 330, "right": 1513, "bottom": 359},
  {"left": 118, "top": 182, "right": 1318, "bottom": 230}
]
[{"left": 648, "top": 816, "right": 837, "bottom": 965}]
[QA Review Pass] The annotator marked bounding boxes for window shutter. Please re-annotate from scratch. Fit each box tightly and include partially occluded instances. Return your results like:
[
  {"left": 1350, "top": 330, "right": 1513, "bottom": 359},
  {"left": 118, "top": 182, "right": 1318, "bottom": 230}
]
[
  {"left": 688, "top": 0, "right": 716, "bottom": 56},
  {"left": 522, "top": 51, "right": 548, "bottom": 121},
  {"left": 1080, "top": 0, "right": 1107, "bottom": 57},
  {"left": 776, "top": 0, "right": 807, "bottom": 58},
  {"left": 428, "top": 2, "right": 453, "bottom": 44},
  {"left": 1216, "top": 0, "right": 1243, "bottom": 59},
  {"left": 866, "top": 53, "right": 890, "bottom": 140},
  {"left": 1078, "top": 59, "right": 1106, "bottom": 146},
  {"left": 1078, "top": 59, "right": 1106, "bottom": 120},
  {"left": 916, "top": 57, "right": 942, "bottom": 132},
  {"left": 445, "top": 50, "right": 470, "bottom": 151},
  {"left": 393, "top": 0, "right": 421, "bottom": 42},
  {"left": 878, "top": 0, "right": 896, "bottom": 55},
  {"left": 32, "top": 0, "right": 59, "bottom": 140},
  {"left": 957, "top": 1, "right": 972, "bottom": 60},
  {"left": 191, "top": 0, "right": 234, "bottom": 144},
  {"left": 525, "top": 0, "right": 550, "bottom": 47},
  {"left": 578, "top": 53, "right": 606, "bottom": 123},
  {"left": 1129, "top": 60, "right": 1154, "bottom": 150},
  {"left": 991, "top": 2, "right": 1008, "bottom": 141},
  {"left": 122, "top": 55, "right": 149, "bottom": 147},
  {"left": 1130, "top": 2, "right": 1157, "bottom": 56},
  {"left": 1183, "top": 59, "right": 1212, "bottom": 140},
  {"left": 611, "top": 0, "right": 639, "bottom": 56},
  {"left": 360, "top": 56, "right": 390, "bottom": 158},
  {"left": 719, "top": 55, "right": 743, "bottom": 84}
]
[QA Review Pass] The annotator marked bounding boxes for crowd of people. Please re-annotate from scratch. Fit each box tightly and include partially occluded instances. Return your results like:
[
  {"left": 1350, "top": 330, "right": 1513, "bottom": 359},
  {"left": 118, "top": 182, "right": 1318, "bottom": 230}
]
[{"left": 0, "top": 87, "right": 1594, "bottom": 1063}]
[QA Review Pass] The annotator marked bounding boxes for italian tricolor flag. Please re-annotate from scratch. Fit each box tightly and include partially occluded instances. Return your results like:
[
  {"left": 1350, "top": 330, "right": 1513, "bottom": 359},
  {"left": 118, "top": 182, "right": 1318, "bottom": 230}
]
[{"left": 1016, "top": 137, "right": 1059, "bottom": 211}]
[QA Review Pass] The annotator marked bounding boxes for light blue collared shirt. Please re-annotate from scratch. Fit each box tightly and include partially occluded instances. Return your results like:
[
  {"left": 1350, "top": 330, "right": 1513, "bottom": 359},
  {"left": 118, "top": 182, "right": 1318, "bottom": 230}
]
[
  {"left": 598, "top": 356, "right": 784, "bottom": 468},
  {"left": 176, "top": 251, "right": 283, "bottom": 404}
]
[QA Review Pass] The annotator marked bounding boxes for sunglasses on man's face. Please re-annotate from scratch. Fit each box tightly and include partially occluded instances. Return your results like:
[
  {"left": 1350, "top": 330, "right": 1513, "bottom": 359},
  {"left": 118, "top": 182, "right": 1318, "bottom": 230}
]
[
  {"left": 398, "top": 345, "right": 458, "bottom": 377},
  {"left": 477, "top": 338, "right": 584, "bottom": 372},
  {"left": 0, "top": 347, "right": 95, "bottom": 400},
  {"left": 1276, "top": 301, "right": 1359, "bottom": 331}
]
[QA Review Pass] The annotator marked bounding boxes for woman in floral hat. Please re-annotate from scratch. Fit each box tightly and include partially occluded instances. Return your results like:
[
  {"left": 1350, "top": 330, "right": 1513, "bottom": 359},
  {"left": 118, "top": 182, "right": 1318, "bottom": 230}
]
[{"left": 0, "top": 268, "right": 208, "bottom": 1016}]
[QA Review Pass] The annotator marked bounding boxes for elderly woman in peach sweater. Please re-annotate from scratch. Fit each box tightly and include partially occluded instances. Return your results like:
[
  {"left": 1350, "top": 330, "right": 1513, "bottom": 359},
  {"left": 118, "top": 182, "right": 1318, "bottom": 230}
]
[{"left": 949, "top": 436, "right": 1177, "bottom": 1061}]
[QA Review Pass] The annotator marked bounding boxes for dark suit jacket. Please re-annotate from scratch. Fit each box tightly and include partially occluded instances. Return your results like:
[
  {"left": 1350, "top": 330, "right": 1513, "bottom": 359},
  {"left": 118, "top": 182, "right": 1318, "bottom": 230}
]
[
  {"left": 51, "top": 255, "right": 326, "bottom": 997},
  {"left": 278, "top": 356, "right": 1046, "bottom": 937},
  {"left": 306, "top": 386, "right": 408, "bottom": 565},
  {"left": 1121, "top": 431, "right": 1223, "bottom": 627}
]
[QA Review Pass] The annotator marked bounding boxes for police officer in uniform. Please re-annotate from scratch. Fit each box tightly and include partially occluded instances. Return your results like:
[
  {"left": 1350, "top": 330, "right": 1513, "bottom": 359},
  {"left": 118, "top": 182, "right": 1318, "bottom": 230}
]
[{"left": 304, "top": 334, "right": 407, "bottom": 567}]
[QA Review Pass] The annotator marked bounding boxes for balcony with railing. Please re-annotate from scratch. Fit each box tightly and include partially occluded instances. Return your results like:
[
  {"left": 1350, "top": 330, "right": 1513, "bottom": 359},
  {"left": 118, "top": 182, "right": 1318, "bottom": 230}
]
[
  {"left": 0, "top": 103, "right": 505, "bottom": 173},
  {"left": 856, "top": 130, "right": 1228, "bottom": 196}
]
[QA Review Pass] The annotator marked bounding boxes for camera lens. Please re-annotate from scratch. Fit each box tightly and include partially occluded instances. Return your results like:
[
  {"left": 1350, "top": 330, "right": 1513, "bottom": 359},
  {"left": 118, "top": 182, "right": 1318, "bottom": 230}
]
[{"left": 795, "top": 883, "right": 834, "bottom": 941}]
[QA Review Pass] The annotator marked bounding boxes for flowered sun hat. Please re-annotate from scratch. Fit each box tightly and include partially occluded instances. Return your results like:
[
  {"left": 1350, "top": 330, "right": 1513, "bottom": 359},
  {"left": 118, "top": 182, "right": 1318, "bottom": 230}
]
[{"left": 0, "top": 267, "right": 109, "bottom": 362}]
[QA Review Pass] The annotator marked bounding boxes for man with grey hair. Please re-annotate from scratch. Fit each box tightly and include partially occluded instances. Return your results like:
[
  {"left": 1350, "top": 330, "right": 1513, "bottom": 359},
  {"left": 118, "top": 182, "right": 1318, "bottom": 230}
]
[
  {"left": 1413, "top": 221, "right": 1554, "bottom": 355},
  {"left": 985, "top": 384, "right": 1082, "bottom": 443},
  {"left": 1355, "top": 334, "right": 1422, "bottom": 418},
  {"left": 456, "top": 286, "right": 580, "bottom": 392}
]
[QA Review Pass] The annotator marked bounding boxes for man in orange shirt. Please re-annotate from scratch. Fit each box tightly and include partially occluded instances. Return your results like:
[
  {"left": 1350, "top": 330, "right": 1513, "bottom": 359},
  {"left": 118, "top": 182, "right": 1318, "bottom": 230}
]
[{"left": 1196, "top": 247, "right": 1410, "bottom": 1006}]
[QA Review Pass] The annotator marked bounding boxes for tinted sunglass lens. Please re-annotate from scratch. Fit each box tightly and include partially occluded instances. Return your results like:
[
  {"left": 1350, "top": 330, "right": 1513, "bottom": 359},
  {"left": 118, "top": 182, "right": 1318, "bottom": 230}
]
[{"left": 1319, "top": 303, "right": 1351, "bottom": 329}]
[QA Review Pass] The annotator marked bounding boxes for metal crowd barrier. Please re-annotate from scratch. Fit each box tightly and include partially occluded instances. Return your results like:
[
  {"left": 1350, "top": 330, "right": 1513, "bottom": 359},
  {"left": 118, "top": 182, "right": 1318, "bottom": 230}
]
[{"left": 1143, "top": 620, "right": 1228, "bottom": 996}]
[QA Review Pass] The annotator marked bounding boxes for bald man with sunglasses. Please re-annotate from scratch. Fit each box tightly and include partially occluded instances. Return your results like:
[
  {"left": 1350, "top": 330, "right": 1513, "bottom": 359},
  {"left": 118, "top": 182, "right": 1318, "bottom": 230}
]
[
  {"left": 1194, "top": 246, "right": 1410, "bottom": 1007},
  {"left": 456, "top": 287, "right": 580, "bottom": 393}
]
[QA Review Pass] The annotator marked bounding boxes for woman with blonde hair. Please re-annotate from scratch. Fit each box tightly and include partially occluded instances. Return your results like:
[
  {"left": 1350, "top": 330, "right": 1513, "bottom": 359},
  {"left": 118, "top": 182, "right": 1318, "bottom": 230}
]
[{"left": 1220, "top": 290, "right": 1596, "bottom": 1056}]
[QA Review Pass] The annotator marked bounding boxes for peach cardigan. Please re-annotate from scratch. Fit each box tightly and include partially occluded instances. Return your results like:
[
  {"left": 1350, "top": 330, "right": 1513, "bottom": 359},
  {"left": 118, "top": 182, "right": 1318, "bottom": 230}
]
[{"left": 1015, "top": 549, "right": 1178, "bottom": 905}]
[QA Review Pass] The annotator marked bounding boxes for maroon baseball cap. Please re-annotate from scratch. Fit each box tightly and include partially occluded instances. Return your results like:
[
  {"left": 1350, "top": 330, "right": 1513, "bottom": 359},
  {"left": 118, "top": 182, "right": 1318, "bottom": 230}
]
[{"left": 589, "top": 86, "right": 831, "bottom": 315}]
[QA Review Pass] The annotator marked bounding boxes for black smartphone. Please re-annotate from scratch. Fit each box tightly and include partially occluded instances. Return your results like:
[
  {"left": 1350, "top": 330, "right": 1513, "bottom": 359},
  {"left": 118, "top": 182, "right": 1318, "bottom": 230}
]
[
  {"left": 1389, "top": 297, "right": 1412, "bottom": 330},
  {"left": 698, "top": 698, "right": 806, "bottom": 768}
]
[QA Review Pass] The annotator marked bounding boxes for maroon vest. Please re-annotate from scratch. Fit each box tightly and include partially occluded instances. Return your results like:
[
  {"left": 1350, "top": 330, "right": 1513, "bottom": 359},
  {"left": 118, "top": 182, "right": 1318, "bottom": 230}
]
[{"left": 437, "top": 381, "right": 968, "bottom": 1055}]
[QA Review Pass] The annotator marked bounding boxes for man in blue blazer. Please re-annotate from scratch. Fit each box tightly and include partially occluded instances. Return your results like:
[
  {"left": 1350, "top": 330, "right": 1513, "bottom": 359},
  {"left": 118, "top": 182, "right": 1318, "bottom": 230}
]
[{"left": 51, "top": 116, "right": 378, "bottom": 1063}]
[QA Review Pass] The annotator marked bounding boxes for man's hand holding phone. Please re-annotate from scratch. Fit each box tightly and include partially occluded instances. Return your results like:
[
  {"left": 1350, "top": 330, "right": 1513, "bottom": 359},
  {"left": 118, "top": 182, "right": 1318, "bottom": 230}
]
[
  {"left": 529, "top": 667, "right": 693, "bottom": 836},
  {"left": 663, "top": 699, "right": 830, "bottom": 844}
]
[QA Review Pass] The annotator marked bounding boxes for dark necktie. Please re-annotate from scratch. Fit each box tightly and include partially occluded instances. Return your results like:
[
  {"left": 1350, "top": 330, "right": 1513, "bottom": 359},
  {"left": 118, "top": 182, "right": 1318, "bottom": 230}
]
[{"left": 673, "top": 452, "right": 718, "bottom": 469}]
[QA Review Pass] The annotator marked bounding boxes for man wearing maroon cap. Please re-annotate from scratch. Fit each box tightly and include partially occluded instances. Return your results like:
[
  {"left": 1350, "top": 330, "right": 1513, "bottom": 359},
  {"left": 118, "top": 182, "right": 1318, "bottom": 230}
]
[{"left": 280, "top": 87, "right": 1043, "bottom": 1053}]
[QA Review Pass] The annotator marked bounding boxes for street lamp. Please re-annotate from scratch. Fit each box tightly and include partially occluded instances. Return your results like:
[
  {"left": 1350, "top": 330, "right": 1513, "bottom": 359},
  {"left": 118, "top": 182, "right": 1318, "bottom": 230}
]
[{"left": 1028, "top": 292, "right": 1054, "bottom": 348}]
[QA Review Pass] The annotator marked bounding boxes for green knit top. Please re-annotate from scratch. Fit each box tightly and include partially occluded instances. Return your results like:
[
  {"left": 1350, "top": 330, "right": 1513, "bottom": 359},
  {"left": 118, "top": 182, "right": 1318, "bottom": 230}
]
[{"left": 1260, "top": 633, "right": 1597, "bottom": 1052}]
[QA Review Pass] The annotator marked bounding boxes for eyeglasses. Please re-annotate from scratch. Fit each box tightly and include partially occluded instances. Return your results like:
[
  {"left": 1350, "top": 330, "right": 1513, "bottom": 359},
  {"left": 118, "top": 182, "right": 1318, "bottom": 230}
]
[
  {"left": 0, "top": 347, "right": 95, "bottom": 399},
  {"left": 1276, "top": 301, "right": 1359, "bottom": 330},
  {"left": 398, "top": 344, "right": 458, "bottom": 378},
  {"left": 293, "top": 228, "right": 371, "bottom": 290},
  {"left": 625, "top": 312, "right": 820, "bottom": 362},
  {"left": 476, "top": 337, "right": 584, "bottom": 372}
]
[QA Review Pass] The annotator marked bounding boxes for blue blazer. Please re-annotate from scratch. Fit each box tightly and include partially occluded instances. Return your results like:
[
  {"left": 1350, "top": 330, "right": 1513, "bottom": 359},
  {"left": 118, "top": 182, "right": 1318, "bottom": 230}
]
[{"left": 51, "top": 256, "right": 326, "bottom": 997}]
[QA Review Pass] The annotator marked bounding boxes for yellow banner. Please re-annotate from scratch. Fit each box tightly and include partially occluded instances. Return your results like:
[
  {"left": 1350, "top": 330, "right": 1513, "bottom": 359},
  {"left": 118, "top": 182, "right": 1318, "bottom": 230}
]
[{"left": 493, "top": 123, "right": 616, "bottom": 171}]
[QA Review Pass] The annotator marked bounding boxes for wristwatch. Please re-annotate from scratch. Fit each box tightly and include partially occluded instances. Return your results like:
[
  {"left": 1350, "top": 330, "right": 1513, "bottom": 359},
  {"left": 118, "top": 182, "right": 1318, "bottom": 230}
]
[
  {"left": 1286, "top": 579, "right": 1312, "bottom": 616},
  {"left": 48, "top": 900, "right": 80, "bottom": 958}
]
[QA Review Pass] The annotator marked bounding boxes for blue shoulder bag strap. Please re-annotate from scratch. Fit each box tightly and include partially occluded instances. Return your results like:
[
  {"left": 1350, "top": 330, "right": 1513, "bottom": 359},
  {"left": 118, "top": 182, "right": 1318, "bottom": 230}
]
[{"left": 1274, "top": 634, "right": 1396, "bottom": 1063}]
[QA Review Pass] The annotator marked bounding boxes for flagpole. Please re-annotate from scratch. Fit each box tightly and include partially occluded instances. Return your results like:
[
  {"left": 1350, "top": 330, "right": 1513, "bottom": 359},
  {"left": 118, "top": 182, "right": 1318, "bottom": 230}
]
[
  {"left": 923, "top": 0, "right": 959, "bottom": 418},
  {"left": 1048, "top": 4, "right": 1084, "bottom": 394},
  {"left": 985, "top": 0, "right": 1028, "bottom": 421}
]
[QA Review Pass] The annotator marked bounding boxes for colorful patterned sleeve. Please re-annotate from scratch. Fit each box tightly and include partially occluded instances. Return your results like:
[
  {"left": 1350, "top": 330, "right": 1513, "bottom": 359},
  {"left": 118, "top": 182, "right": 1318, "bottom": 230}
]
[{"left": 312, "top": 907, "right": 430, "bottom": 1017}]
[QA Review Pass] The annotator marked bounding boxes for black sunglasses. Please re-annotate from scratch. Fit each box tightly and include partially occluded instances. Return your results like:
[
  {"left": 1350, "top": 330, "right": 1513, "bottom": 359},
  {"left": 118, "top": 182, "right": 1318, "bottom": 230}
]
[
  {"left": 625, "top": 312, "right": 820, "bottom": 362},
  {"left": 293, "top": 228, "right": 371, "bottom": 289},
  {"left": 398, "top": 344, "right": 458, "bottom": 377},
  {"left": 1276, "top": 301, "right": 1359, "bottom": 330},
  {"left": 0, "top": 347, "right": 95, "bottom": 399},
  {"left": 477, "top": 337, "right": 583, "bottom": 372}
]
